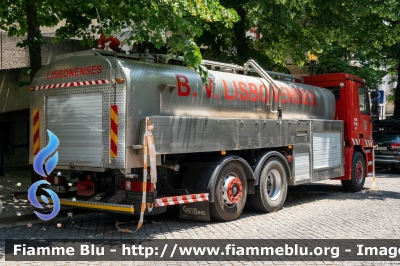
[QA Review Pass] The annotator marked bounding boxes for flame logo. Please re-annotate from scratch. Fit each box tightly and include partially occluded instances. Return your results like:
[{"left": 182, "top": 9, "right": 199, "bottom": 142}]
[
  {"left": 33, "top": 130, "right": 59, "bottom": 177},
  {"left": 28, "top": 130, "right": 61, "bottom": 221}
]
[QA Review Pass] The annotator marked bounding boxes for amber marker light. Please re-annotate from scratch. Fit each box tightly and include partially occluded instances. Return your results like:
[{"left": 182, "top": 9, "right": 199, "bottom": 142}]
[
  {"left": 288, "top": 145, "right": 293, "bottom": 149},
  {"left": 29, "top": 87, "right": 35, "bottom": 91},
  {"left": 115, "top": 78, "right": 124, "bottom": 83},
  {"left": 221, "top": 151, "right": 226, "bottom": 155}
]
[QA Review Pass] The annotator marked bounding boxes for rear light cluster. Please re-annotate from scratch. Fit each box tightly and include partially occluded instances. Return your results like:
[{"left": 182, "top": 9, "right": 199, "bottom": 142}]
[
  {"left": 122, "top": 180, "right": 154, "bottom": 192},
  {"left": 390, "top": 143, "right": 400, "bottom": 150},
  {"left": 45, "top": 176, "right": 65, "bottom": 185}
]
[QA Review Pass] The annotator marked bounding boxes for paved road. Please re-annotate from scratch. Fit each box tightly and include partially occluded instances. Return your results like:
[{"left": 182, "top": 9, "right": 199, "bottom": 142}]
[{"left": 0, "top": 168, "right": 399, "bottom": 265}]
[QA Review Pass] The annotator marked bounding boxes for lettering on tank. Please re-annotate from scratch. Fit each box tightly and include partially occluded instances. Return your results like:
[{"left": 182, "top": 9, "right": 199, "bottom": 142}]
[
  {"left": 174, "top": 74, "right": 317, "bottom": 106},
  {"left": 46, "top": 65, "right": 103, "bottom": 80}
]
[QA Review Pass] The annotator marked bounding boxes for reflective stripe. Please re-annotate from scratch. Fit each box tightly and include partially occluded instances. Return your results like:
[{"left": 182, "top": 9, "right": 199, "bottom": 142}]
[
  {"left": 35, "top": 79, "right": 114, "bottom": 90},
  {"left": 155, "top": 193, "right": 209, "bottom": 207},
  {"left": 33, "top": 110, "right": 40, "bottom": 155},
  {"left": 110, "top": 105, "right": 118, "bottom": 158},
  {"left": 351, "top": 138, "right": 374, "bottom": 147}
]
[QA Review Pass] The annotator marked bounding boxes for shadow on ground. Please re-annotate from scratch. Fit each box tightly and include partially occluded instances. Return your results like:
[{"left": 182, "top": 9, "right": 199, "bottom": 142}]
[{"left": 1, "top": 166, "right": 399, "bottom": 240}]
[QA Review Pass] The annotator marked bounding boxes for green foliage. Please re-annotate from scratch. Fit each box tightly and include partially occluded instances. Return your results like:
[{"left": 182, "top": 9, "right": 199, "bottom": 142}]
[
  {"left": 0, "top": 0, "right": 239, "bottom": 81},
  {"left": 315, "top": 45, "right": 387, "bottom": 90},
  {"left": 53, "top": 0, "right": 239, "bottom": 81},
  {"left": 0, "top": 0, "right": 59, "bottom": 44},
  {"left": 196, "top": 0, "right": 302, "bottom": 72},
  {"left": 237, "top": 0, "right": 400, "bottom": 117},
  {"left": 388, "top": 89, "right": 396, "bottom": 102},
  {"left": 1, "top": 0, "right": 400, "bottom": 119},
  {"left": 247, "top": 0, "right": 325, "bottom": 67},
  {"left": 308, "top": 0, "right": 400, "bottom": 118}
]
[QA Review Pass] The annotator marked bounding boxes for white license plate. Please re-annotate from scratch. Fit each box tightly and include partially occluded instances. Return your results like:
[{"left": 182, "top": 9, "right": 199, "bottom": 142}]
[
  {"left": 375, "top": 146, "right": 387, "bottom": 151},
  {"left": 47, "top": 185, "right": 66, "bottom": 193}
]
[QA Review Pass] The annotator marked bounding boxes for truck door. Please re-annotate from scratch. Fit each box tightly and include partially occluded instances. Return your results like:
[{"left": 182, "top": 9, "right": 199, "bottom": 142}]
[{"left": 356, "top": 85, "right": 372, "bottom": 141}]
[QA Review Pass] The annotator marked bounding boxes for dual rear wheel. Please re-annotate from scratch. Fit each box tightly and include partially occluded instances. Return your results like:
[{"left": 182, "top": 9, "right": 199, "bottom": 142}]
[
  {"left": 247, "top": 158, "right": 288, "bottom": 213},
  {"left": 210, "top": 158, "right": 288, "bottom": 221},
  {"left": 193, "top": 152, "right": 366, "bottom": 221}
]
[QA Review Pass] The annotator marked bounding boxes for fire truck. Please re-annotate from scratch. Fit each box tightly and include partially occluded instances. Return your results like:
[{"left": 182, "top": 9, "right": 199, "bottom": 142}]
[{"left": 29, "top": 49, "right": 374, "bottom": 221}]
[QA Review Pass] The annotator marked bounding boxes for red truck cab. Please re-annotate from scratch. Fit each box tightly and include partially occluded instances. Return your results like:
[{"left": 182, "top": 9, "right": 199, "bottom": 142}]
[{"left": 304, "top": 73, "right": 374, "bottom": 191}]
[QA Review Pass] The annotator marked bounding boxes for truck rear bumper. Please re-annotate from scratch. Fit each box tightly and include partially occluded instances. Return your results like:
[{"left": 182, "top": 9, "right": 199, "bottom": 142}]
[{"left": 37, "top": 193, "right": 209, "bottom": 215}]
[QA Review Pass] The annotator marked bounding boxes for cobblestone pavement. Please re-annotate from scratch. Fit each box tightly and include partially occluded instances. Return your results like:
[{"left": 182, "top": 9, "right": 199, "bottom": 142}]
[
  {"left": 0, "top": 167, "right": 399, "bottom": 265},
  {"left": 0, "top": 167, "right": 35, "bottom": 219}
]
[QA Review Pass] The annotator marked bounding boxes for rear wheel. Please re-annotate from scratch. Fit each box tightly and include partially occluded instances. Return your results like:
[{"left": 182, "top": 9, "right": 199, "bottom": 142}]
[
  {"left": 210, "top": 162, "right": 247, "bottom": 221},
  {"left": 248, "top": 157, "right": 288, "bottom": 212},
  {"left": 341, "top": 151, "right": 366, "bottom": 192}
]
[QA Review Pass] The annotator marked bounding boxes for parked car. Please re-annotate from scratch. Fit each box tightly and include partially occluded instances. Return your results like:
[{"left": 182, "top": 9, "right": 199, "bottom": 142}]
[{"left": 373, "top": 119, "right": 400, "bottom": 169}]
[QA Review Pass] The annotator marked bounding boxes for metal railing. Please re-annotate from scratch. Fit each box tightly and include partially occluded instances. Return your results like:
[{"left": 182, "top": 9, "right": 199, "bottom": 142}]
[{"left": 92, "top": 49, "right": 304, "bottom": 83}]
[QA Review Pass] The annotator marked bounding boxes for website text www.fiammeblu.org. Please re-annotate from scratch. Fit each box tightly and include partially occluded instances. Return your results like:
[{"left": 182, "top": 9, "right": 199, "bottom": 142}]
[{"left": 6, "top": 239, "right": 400, "bottom": 261}]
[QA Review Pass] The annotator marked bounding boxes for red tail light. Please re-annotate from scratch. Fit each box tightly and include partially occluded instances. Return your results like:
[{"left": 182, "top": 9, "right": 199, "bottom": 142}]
[
  {"left": 390, "top": 143, "right": 400, "bottom": 150},
  {"left": 122, "top": 180, "right": 154, "bottom": 192}
]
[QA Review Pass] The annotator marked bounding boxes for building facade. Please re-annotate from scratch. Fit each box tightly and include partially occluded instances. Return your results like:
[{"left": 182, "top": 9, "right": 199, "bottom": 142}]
[{"left": 0, "top": 31, "right": 89, "bottom": 169}]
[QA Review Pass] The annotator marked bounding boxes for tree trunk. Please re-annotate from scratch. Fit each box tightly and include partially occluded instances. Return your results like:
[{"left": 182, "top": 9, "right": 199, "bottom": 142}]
[
  {"left": 393, "top": 59, "right": 400, "bottom": 120},
  {"left": 26, "top": 0, "right": 42, "bottom": 80},
  {"left": 233, "top": 7, "right": 249, "bottom": 64}
]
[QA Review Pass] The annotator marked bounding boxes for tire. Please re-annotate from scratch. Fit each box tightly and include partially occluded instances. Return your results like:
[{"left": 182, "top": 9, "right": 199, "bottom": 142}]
[
  {"left": 341, "top": 151, "right": 366, "bottom": 192},
  {"left": 210, "top": 162, "right": 247, "bottom": 221},
  {"left": 248, "top": 157, "right": 288, "bottom": 212}
]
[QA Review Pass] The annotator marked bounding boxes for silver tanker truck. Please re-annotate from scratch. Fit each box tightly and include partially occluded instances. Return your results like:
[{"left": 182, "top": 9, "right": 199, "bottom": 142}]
[{"left": 29, "top": 49, "right": 374, "bottom": 221}]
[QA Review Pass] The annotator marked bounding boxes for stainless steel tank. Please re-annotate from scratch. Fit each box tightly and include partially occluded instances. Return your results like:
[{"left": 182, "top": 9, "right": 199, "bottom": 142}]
[
  {"left": 119, "top": 59, "right": 335, "bottom": 120},
  {"left": 30, "top": 53, "right": 336, "bottom": 170},
  {"left": 32, "top": 54, "right": 335, "bottom": 121}
]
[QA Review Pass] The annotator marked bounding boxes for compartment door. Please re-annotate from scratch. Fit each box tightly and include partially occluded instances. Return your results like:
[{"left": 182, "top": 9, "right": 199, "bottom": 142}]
[{"left": 46, "top": 93, "right": 103, "bottom": 167}]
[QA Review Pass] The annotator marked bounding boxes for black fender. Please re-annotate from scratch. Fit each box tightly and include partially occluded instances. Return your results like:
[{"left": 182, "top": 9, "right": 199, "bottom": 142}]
[
  {"left": 206, "top": 155, "right": 255, "bottom": 203},
  {"left": 252, "top": 151, "right": 291, "bottom": 186}
]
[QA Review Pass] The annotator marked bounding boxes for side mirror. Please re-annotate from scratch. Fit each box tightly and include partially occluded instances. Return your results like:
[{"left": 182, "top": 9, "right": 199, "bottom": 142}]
[
  {"left": 371, "top": 98, "right": 379, "bottom": 116},
  {"left": 370, "top": 91, "right": 380, "bottom": 119}
]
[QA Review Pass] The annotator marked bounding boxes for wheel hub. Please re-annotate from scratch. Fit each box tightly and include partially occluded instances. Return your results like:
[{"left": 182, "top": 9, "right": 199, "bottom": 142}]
[
  {"left": 355, "top": 161, "right": 363, "bottom": 182},
  {"left": 222, "top": 174, "right": 243, "bottom": 204},
  {"left": 266, "top": 169, "right": 282, "bottom": 201}
]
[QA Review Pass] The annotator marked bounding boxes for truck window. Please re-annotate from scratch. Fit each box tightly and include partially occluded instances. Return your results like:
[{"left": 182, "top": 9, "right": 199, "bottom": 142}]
[
  {"left": 326, "top": 86, "right": 340, "bottom": 100},
  {"left": 358, "top": 86, "right": 370, "bottom": 115}
]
